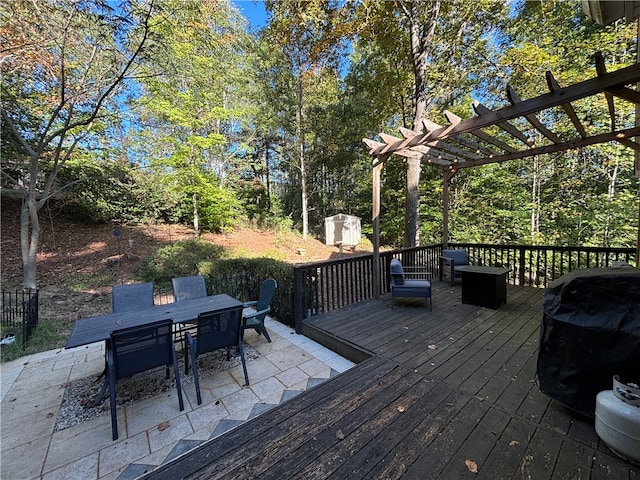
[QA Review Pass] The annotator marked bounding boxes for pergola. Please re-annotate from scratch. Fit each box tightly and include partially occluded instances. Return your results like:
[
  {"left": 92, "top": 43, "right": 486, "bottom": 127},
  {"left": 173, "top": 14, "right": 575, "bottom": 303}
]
[{"left": 364, "top": 52, "right": 640, "bottom": 298}]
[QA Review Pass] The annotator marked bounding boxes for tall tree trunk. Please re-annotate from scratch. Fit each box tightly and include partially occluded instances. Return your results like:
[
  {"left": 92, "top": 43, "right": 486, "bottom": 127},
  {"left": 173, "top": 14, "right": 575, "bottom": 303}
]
[
  {"left": 192, "top": 193, "right": 200, "bottom": 237},
  {"left": 264, "top": 140, "right": 271, "bottom": 211},
  {"left": 296, "top": 75, "right": 309, "bottom": 240},
  {"left": 530, "top": 156, "right": 541, "bottom": 239},
  {"left": 604, "top": 158, "right": 619, "bottom": 247},
  {"left": 404, "top": 0, "right": 441, "bottom": 247}
]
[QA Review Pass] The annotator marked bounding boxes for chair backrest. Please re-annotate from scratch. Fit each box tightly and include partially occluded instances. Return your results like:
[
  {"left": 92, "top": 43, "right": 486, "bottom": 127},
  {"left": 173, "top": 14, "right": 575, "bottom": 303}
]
[
  {"left": 110, "top": 319, "right": 173, "bottom": 379},
  {"left": 172, "top": 275, "right": 207, "bottom": 302},
  {"left": 443, "top": 249, "right": 469, "bottom": 265},
  {"left": 112, "top": 282, "right": 154, "bottom": 313},
  {"left": 254, "top": 278, "right": 277, "bottom": 321},
  {"left": 195, "top": 306, "right": 244, "bottom": 355},
  {"left": 390, "top": 259, "right": 405, "bottom": 285}
]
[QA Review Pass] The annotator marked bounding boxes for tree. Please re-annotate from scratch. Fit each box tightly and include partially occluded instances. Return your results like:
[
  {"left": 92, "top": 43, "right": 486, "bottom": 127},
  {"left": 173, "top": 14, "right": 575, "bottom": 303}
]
[
  {"left": 501, "top": 0, "right": 638, "bottom": 247},
  {"left": 353, "top": 0, "right": 509, "bottom": 246},
  {"left": 263, "top": 0, "right": 348, "bottom": 240},
  {"left": 1, "top": 0, "right": 161, "bottom": 288},
  {"left": 131, "top": 0, "right": 256, "bottom": 235}
]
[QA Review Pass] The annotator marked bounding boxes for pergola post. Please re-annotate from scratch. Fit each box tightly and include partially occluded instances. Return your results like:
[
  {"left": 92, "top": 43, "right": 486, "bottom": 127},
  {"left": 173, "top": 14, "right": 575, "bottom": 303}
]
[
  {"left": 372, "top": 157, "right": 384, "bottom": 299},
  {"left": 442, "top": 169, "right": 455, "bottom": 248},
  {"left": 442, "top": 170, "right": 449, "bottom": 248}
]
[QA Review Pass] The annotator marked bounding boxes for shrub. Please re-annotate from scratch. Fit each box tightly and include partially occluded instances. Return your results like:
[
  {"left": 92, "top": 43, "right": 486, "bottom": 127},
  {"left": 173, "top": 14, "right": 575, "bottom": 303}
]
[
  {"left": 207, "top": 258, "right": 294, "bottom": 325},
  {"left": 138, "top": 239, "right": 226, "bottom": 289},
  {"left": 138, "top": 241, "right": 294, "bottom": 325}
]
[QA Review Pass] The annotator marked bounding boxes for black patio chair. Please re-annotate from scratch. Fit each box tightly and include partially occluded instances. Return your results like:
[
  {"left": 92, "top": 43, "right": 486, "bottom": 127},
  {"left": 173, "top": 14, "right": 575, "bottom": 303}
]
[
  {"left": 242, "top": 278, "right": 277, "bottom": 343},
  {"left": 184, "top": 306, "right": 248, "bottom": 405},
  {"left": 112, "top": 282, "right": 154, "bottom": 313},
  {"left": 172, "top": 275, "right": 207, "bottom": 302},
  {"left": 107, "top": 318, "right": 184, "bottom": 440},
  {"left": 91, "top": 282, "right": 157, "bottom": 407}
]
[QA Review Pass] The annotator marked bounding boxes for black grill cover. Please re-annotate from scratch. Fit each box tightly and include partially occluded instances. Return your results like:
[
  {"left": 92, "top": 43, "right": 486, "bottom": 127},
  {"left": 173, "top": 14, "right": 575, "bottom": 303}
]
[{"left": 537, "top": 268, "right": 640, "bottom": 418}]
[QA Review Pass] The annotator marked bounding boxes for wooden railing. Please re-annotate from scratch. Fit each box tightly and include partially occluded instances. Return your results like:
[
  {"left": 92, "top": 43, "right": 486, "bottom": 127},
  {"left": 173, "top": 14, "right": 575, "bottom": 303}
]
[
  {"left": 292, "top": 243, "right": 636, "bottom": 332},
  {"left": 451, "top": 243, "right": 636, "bottom": 288}
]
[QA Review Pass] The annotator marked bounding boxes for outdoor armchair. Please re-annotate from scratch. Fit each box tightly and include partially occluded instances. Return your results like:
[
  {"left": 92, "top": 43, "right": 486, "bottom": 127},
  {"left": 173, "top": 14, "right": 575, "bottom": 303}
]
[
  {"left": 390, "top": 259, "right": 432, "bottom": 310},
  {"left": 184, "top": 306, "right": 248, "bottom": 405},
  {"left": 242, "top": 278, "right": 277, "bottom": 343},
  {"left": 439, "top": 249, "right": 471, "bottom": 287},
  {"left": 107, "top": 318, "right": 184, "bottom": 440}
]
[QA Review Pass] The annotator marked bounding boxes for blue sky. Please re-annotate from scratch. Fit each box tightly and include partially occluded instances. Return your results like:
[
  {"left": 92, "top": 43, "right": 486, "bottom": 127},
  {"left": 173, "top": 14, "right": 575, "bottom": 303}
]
[{"left": 232, "top": 0, "right": 267, "bottom": 29}]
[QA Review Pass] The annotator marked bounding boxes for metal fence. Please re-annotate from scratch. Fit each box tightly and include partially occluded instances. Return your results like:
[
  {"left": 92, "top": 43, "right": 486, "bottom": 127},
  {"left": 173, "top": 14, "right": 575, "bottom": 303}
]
[{"left": 1, "top": 289, "right": 39, "bottom": 347}]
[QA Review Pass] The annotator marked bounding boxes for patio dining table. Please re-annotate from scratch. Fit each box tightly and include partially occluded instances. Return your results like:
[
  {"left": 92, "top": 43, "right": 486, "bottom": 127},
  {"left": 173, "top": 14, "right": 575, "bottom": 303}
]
[{"left": 65, "top": 294, "right": 243, "bottom": 349}]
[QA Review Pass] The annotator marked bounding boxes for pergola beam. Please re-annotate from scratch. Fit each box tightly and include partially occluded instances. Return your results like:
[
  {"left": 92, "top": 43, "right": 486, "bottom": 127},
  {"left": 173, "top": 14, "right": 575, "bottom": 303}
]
[
  {"left": 473, "top": 101, "right": 533, "bottom": 145},
  {"left": 545, "top": 71, "right": 588, "bottom": 138},
  {"left": 366, "top": 61, "right": 640, "bottom": 157},
  {"left": 506, "top": 85, "right": 563, "bottom": 144},
  {"left": 444, "top": 110, "right": 519, "bottom": 153},
  {"left": 448, "top": 125, "right": 640, "bottom": 170}
]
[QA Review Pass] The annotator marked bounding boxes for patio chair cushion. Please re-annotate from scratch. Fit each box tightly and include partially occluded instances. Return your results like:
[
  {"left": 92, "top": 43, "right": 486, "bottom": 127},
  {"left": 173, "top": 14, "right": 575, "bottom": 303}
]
[{"left": 390, "top": 258, "right": 405, "bottom": 285}]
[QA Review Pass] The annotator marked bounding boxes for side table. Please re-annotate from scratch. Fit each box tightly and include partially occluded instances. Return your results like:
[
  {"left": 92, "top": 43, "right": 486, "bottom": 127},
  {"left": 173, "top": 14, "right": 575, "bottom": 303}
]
[{"left": 457, "top": 266, "right": 511, "bottom": 309}]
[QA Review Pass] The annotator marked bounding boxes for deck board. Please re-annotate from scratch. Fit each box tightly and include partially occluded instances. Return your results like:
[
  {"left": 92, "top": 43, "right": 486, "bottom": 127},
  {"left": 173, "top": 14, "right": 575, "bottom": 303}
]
[{"left": 141, "top": 283, "right": 640, "bottom": 479}]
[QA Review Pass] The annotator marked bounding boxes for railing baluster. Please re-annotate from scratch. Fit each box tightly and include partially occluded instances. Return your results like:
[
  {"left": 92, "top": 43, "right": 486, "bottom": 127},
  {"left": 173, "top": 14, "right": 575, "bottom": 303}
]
[{"left": 290, "top": 243, "right": 635, "bottom": 330}]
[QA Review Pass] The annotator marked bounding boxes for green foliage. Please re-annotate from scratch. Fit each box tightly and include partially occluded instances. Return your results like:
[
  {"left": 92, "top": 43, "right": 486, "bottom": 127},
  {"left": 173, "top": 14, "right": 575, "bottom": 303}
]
[
  {"left": 207, "top": 257, "right": 294, "bottom": 322},
  {"left": 199, "top": 186, "right": 240, "bottom": 233},
  {"left": 138, "top": 239, "right": 227, "bottom": 289},
  {"left": 51, "top": 157, "right": 135, "bottom": 223},
  {"left": 178, "top": 181, "right": 241, "bottom": 233},
  {"left": 137, "top": 239, "right": 294, "bottom": 321},
  {"left": 47, "top": 156, "right": 185, "bottom": 225}
]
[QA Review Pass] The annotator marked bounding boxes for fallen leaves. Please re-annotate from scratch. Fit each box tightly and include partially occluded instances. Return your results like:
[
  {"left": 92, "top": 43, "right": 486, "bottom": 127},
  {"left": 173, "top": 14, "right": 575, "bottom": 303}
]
[
  {"left": 157, "top": 421, "right": 170, "bottom": 431},
  {"left": 465, "top": 459, "right": 478, "bottom": 474}
]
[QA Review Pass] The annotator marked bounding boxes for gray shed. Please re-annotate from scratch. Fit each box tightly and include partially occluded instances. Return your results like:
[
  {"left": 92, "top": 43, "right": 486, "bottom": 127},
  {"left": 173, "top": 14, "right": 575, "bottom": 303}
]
[{"left": 324, "top": 214, "right": 361, "bottom": 247}]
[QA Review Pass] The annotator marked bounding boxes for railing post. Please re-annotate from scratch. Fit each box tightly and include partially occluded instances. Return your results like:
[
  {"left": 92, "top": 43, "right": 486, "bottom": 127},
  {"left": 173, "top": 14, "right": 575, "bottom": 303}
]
[
  {"left": 519, "top": 246, "right": 526, "bottom": 286},
  {"left": 293, "top": 266, "right": 306, "bottom": 334}
]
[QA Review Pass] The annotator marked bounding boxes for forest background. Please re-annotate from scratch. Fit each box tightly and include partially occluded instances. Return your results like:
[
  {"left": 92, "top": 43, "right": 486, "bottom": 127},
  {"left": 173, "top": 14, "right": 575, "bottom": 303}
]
[{"left": 1, "top": 0, "right": 638, "bottom": 290}]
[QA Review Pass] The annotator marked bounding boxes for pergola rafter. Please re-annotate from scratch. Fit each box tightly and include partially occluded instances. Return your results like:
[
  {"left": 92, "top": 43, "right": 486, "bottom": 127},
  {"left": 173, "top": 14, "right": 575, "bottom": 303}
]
[{"left": 365, "top": 54, "right": 640, "bottom": 172}]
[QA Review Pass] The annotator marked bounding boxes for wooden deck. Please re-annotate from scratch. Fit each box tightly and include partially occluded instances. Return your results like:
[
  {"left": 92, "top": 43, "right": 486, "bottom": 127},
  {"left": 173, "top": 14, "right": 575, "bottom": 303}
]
[{"left": 142, "top": 282, "right": 639, "bottom": 479}]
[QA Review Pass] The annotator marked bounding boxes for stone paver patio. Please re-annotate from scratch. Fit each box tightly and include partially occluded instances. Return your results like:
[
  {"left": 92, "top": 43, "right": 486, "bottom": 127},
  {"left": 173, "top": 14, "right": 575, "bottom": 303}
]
[{"left": 0, "top": 317, "right": 355, "bottom": 480}]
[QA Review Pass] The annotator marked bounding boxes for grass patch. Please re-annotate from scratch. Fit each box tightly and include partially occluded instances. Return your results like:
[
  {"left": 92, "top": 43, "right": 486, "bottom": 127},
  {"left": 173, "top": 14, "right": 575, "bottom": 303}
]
[
  {"left": 63, "top": 270, "right": 120, "bottom": 292},
  {"left": 1, "top": 321, "right": 65, "bottom": 363}
]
